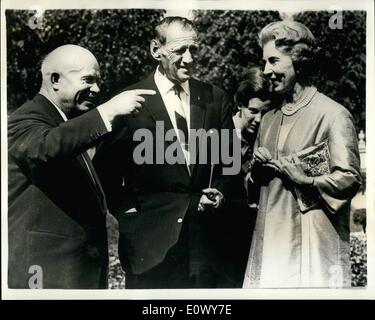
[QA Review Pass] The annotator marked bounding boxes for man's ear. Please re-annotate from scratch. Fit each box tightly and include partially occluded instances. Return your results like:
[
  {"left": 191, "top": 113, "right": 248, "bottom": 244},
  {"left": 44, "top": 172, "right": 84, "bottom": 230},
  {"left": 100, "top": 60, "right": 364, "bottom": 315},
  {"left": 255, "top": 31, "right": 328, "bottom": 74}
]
[
  {"left": 51, "top": 72, "right": 60, "bottom": 91},
  {"left": 150, "top": 40, "right": 161, "bottom": 61}
]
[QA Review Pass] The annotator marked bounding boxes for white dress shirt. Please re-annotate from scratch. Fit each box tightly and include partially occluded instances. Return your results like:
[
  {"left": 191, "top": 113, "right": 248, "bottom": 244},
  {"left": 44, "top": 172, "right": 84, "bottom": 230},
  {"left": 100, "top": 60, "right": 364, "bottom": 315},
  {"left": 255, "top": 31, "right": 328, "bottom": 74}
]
[{"left": 154, "top": 68, "right": 191, "bottom": 171}]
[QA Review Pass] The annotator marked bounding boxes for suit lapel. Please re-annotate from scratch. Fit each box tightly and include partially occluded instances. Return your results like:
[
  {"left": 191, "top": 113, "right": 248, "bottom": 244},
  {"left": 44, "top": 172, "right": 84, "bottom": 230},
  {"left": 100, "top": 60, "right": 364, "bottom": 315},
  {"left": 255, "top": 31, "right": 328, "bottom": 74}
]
[
  {"left": 189, "top": 79, "right": 207, "bottom": 131},
  {"left": 189, "top": 79, "right": 207, "bottom": 175},
  {"left": 145, "top": 93, "right": 176, "bottom": 136},
  {"left": 81, "top": 152, "right": 108, "bottom": 213},
  {"left": 37, "top": 94, "right": 66, "bottom": 126},
  {"left": 140, "top": 73, "right": 175, "bottom": 135},
  {"left": 37, "top": 94, "right": 107, "bottom": 213}
]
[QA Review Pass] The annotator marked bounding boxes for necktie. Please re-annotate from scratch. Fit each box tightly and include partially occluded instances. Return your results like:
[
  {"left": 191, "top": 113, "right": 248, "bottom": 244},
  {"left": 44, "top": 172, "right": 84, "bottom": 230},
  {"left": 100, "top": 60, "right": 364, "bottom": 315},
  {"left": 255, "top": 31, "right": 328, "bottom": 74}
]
[{"left": 173, "top": 84, "right": 189, "bottom": 151}]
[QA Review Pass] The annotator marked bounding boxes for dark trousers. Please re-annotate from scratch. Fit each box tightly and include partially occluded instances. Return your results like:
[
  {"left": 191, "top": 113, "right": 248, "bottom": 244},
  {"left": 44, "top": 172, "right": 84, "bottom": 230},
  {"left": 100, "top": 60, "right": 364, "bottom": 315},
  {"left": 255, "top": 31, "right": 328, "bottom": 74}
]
[
  {"left": 214, "top": 199, "right": 257, "bottom": 288},
  {"left": 125, "top": 209, "right": 219, "bottom": 289}
]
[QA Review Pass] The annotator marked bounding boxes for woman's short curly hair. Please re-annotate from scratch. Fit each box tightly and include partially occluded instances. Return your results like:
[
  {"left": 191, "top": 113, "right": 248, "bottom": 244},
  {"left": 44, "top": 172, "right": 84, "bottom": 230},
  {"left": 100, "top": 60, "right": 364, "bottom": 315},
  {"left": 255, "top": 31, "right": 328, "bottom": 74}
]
[{"left": 259, "top": 20, "right": 318, "bottom": 85}]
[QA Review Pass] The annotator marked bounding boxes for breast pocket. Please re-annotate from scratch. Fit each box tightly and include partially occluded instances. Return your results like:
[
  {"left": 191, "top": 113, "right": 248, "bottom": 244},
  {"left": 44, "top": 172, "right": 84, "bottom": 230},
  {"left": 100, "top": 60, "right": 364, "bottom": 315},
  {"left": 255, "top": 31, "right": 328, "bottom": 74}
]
[
  {"left": 118, "top": 207, "right": 140, "bottom": 219},
  {"left": 117, "top": 205, "right": 143, "bottom": 235}
]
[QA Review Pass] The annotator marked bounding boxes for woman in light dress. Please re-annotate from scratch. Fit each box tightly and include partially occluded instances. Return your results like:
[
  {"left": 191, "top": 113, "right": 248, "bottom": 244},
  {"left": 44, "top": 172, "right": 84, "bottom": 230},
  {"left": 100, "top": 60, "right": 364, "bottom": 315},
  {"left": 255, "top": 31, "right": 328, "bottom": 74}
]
[{"left": 243, "top": 21, "right": 361, "bottom": 288}]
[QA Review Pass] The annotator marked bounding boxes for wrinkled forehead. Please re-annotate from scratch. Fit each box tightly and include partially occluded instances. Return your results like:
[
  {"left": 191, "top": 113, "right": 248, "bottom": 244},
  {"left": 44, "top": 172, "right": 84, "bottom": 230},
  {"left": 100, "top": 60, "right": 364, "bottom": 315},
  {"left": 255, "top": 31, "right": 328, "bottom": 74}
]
[
  {"left": 163, "top": 36, "right": 199, "bottom": 52},
  {"left": 164, "top": 25, "right": 198, "bottom": 49},
  {"left": 64, "top": 58, "right": 100, "bottom": 76}
]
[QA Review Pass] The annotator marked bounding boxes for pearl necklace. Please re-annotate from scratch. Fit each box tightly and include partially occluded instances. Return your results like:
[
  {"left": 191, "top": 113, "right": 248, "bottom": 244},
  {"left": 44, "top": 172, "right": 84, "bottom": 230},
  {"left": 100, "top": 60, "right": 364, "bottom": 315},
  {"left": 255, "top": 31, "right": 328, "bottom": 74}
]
[{"left": 281, "top": 87, "right": 317, "bottom": 116}]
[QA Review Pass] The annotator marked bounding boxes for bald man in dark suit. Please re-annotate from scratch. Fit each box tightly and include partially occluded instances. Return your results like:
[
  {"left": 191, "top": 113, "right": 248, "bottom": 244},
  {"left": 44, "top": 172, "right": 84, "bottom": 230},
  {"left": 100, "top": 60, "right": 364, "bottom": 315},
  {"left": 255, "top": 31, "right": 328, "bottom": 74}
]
[{"left": 8, "top": 44, "right": 155, "bottom": 288}]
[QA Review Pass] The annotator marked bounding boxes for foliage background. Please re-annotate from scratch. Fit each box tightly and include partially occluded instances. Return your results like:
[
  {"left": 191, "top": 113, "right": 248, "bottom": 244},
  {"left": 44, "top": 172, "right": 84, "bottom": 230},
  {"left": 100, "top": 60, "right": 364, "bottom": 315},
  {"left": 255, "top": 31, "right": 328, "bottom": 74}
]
[
  {"left": 6, "top": 9, "right": 165, "bottom": 112},
  {"left": 6, "top": 9, "right": 366, "bottom": 132},
  {"left": 192, "top": 10, "right": 366, "bottom": 131},
  {"left": 6, "top": 9, "right": 367, "bottom": 287}
]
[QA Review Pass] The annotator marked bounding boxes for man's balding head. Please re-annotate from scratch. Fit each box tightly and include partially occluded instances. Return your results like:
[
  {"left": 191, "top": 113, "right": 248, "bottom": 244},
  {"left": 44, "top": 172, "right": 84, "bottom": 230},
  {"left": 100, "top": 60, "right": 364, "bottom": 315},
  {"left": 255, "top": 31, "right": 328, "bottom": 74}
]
[
  {"left": 41, "top": 44, "right": 98, "bottom": 79},
  {"left": 40, "top": 45, "right": 101, "bottom": 117}
]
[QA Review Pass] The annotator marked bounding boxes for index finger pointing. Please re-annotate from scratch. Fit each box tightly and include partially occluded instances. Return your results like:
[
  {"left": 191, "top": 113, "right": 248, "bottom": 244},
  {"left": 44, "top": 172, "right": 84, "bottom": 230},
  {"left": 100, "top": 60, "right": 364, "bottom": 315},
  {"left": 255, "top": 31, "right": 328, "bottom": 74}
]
[{"left": 134, "top": 89, "right": 157, "bottom": 96}]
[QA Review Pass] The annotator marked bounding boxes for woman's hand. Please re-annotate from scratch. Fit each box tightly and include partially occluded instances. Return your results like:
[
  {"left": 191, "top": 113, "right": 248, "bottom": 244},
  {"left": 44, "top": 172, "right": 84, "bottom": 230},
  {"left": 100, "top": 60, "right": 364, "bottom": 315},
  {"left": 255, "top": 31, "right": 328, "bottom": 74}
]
[
  {"left": 279, "top": 154, "right": 314, "bottom": 186},
  {"left": 253, "top": 147, "right": 272, "bottom": 163},
  {"left": 253, "top": 147, "right": 281, "bottom": 172}
]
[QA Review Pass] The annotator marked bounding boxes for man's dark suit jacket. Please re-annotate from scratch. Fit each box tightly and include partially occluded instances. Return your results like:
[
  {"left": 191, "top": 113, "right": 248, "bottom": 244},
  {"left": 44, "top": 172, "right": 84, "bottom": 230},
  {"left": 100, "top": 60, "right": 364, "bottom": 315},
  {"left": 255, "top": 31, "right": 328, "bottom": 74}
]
[
  {"left": 8, "top": 94, "right": 109, "bottom": 289},
  {"left": 94, "top": 73, "right": 234, "bottom": 279}
]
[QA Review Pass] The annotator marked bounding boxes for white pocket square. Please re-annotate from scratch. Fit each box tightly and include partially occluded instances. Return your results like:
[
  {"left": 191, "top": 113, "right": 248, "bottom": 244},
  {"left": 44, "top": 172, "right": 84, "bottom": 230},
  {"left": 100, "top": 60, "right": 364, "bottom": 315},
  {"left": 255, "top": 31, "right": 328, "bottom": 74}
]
[{"left": 124, "top": 207, "right": 138, "bottom": 214}]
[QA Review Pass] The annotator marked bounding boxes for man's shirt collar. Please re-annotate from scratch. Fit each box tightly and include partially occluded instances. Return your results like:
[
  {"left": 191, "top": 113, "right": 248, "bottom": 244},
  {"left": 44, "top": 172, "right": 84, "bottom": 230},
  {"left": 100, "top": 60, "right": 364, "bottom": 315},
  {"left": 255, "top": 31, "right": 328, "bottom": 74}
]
[{"left": 154, "top": 67, "right": 190, "bottom": 96}]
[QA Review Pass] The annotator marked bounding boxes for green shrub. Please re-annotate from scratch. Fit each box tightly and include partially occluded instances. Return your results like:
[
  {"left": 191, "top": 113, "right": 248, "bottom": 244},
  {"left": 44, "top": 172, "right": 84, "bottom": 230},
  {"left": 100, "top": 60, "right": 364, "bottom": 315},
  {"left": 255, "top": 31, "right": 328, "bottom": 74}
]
[
  {"left": 351, "top": 232, "right": 367, "bottom": 287},
  {"left": 6, "top": 9, "right": 165, "bottom": 113}
]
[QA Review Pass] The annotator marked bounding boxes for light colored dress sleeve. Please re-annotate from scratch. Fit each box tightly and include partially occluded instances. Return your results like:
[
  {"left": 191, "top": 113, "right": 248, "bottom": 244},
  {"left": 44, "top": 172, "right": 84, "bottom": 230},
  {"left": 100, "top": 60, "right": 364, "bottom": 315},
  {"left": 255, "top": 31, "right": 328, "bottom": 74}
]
[{"left": 313, "top": 109, "right": 361, "bottom": 213}]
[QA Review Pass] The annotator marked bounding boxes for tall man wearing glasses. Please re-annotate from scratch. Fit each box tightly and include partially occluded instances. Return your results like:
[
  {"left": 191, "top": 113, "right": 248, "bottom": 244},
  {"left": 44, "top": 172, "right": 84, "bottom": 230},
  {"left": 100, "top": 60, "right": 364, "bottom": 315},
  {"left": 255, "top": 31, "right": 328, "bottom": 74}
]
[{"left": 95, "top": 16, "right": 235, "bottom": 288}]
